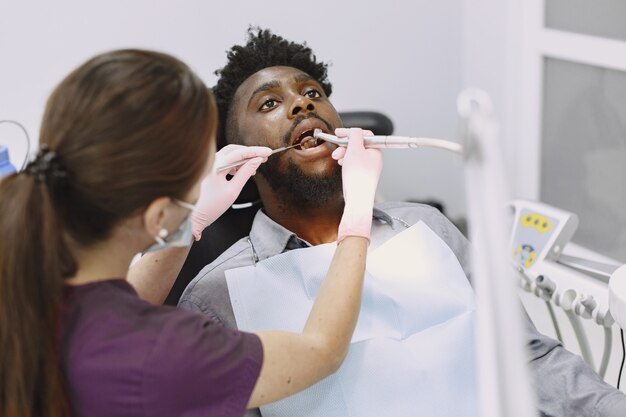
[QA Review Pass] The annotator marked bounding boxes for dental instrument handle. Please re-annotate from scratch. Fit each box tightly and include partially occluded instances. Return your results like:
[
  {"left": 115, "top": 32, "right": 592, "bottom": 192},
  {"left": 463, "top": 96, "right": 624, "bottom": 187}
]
[
  {"left": 599, "top": 326, "right": 612, "bottom": 378},
  {"left": 217, "top": 157, "right": 263, "bottom": 173},
  {"left": 565, "top": 309, "right": 596, "bottom": 369},
  {"left": 217, "top": 143, "right": 299, "bottom": 172},
  {"left": 367, "top": 135, "right": 464, "bottom": 154},
  {"left": 313, "top": 129, "right": 463, "bottom": 154}
]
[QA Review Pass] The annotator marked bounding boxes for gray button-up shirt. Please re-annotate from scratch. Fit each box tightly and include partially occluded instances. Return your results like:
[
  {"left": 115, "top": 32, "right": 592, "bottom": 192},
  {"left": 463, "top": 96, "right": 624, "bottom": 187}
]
[{"left": 180, "top": 202, "right": 626, "bottom": 417}]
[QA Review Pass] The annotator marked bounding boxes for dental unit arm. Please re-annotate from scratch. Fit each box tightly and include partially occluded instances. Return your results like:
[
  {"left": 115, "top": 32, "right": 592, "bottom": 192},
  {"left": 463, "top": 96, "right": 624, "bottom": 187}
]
[
  {"left": 313, "top": 129, "right": 463, "bottom": 154},
  {"left": 458, "top": 89, "right": 536, "bottom": 417},
  {"left": 610, "top": 265, "right": 626, "bottom": 330}
]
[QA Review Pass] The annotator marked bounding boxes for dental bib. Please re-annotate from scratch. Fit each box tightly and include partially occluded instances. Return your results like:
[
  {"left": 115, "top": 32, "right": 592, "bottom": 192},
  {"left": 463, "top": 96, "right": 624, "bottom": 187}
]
[{"left": 226, "top": 221, "right": 477, "bottom": 417}]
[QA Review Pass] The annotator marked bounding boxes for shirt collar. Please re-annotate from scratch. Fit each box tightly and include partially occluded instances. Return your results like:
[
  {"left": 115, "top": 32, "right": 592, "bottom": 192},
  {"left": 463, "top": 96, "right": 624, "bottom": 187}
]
[
  {"left": 248, "top": 206, "right": 394, "bottom": 259},
  {"left": 249, "top": 210, "right": 300, "bottom": 260}
]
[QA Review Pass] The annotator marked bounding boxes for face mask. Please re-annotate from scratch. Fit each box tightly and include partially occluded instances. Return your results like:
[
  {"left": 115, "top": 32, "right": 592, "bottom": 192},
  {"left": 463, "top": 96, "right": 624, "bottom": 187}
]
[{"left": 144, "top": 199, "right": 195, "bottom": 253}]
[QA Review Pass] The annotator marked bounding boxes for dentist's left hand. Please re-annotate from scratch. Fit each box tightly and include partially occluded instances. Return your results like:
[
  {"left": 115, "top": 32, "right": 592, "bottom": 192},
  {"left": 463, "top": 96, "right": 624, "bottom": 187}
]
[{"left": 191, "top": 145, "right": 272, "bottom": 240}]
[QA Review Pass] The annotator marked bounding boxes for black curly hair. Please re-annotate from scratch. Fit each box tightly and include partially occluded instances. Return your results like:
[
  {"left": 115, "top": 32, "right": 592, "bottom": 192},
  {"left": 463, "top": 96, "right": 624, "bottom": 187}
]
[{"left": 213, "top": 27, "right": 333, "bottom": 148}]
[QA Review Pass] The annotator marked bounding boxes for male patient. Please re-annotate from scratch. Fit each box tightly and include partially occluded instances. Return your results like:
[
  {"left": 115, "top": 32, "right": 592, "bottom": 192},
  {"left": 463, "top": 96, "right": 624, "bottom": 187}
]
[{"left": 179, "top": 28, "right": 626, "bottom": 416}]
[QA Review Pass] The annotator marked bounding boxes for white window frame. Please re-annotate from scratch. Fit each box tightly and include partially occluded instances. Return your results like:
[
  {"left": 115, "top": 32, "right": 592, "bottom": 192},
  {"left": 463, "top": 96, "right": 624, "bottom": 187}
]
[
  {"left": 515, "top": 0, "right": 626, "bottom": 264},
  {"left": 517, "top": 0, "right": 626, "bottom": 197}
]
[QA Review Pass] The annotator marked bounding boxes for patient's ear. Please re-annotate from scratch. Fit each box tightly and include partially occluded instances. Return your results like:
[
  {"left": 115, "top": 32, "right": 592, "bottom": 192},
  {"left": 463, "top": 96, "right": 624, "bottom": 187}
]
[{"left": 143, "top": 197, "right": 171, "bottom": 238}]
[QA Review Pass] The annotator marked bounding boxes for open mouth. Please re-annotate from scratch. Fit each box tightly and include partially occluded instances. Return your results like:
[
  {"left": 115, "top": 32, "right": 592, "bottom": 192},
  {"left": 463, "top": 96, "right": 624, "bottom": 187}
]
[{"left": 294, "top": 129, "right": 325, "bottom": 150}]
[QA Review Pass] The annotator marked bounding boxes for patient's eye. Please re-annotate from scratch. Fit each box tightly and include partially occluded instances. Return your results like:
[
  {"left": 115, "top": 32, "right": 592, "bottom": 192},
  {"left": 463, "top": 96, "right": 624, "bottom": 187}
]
[
  {"left": 304, "top": 89, "right": 321, "bottom": 99},
  {"left": 260, "top": 99, "right": 278, "bottom": 110}
]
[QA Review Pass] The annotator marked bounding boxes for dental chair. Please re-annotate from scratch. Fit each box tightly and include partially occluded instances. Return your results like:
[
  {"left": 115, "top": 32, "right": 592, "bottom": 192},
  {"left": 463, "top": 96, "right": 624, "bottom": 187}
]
[{"left": 164, "top": 111, "right": 394, "bottom": 305}]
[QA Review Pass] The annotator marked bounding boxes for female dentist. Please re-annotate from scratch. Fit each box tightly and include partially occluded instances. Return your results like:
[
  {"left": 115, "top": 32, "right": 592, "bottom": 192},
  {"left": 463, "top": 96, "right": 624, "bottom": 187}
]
[{"left": 0, "top": 49, "right": 382, "bottom": 417}]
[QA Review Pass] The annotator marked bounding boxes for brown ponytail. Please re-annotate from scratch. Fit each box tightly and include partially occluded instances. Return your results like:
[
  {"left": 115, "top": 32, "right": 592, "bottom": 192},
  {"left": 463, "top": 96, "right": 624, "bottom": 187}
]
[
  {"left": 0, "top": 174, "right": 74, "bottom": 416},
  {"left": 0, "top": 49, "right": 216, "bottom": 416}
]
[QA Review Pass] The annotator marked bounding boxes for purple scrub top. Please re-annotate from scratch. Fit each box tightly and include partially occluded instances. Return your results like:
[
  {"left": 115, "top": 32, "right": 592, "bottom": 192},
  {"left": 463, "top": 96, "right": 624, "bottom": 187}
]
[{"left": 60, "top": 279, "right": 263, "bottom": 417}]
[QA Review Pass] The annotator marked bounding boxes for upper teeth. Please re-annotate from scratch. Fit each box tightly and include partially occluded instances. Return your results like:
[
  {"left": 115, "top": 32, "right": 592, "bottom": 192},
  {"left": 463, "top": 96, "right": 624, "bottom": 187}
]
[{"left": 300, "top": 138, "right": 318, "bottom": 149}]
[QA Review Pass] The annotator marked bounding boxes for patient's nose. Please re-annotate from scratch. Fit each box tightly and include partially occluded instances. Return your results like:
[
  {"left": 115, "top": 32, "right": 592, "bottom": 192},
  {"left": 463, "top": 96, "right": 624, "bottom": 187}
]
[{"left": 290, "top": 96, "right": 315, "bottom": 118}]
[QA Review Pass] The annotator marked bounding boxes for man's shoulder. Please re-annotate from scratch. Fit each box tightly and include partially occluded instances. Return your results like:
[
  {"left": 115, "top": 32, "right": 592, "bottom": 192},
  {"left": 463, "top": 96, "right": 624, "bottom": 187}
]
[{"left": 178, "top": 237, "right": 254, "bottom": 318}]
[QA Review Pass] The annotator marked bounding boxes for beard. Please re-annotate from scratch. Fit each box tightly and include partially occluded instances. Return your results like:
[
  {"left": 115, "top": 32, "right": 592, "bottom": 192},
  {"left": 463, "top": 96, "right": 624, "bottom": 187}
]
[{"left": 257, "top": 155, "right": 343, "bottom": 209}]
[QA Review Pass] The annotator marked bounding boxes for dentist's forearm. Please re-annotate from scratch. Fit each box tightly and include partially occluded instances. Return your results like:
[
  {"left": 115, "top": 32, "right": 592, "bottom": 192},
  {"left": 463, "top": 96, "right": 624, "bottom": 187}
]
[{"left": 303, "top": 236, "right": 367, "bottom": 363}]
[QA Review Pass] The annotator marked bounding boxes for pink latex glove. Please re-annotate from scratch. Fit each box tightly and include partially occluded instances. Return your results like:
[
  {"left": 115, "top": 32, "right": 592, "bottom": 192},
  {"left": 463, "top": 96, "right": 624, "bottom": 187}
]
[
  {"left": 332, "top": 128, "right": 383, "bottom": 242},
  {"left": 191, "top": 144, "right": 272, "bottom": 240}
]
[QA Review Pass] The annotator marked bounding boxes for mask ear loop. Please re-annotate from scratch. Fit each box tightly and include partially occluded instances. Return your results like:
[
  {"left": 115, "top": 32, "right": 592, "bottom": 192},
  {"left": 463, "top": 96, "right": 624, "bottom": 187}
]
[{"left": 155, "top": 228, "right": 169, "bottom": 244}]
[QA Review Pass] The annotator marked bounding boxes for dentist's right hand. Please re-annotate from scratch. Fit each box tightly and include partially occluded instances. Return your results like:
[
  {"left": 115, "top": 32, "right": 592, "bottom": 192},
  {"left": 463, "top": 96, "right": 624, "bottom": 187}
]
[
  {"left": 332, "top": 128, "right": 383, "bottom": 242},
  {"left": 191, "top": 144, "right": 272, "bottom": 240}
]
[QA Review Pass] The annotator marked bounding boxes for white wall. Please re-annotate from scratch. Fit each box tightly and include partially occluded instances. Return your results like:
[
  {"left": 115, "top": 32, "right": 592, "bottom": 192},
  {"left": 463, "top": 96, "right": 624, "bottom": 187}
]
[
  {"left": 462, "top": 0, "right": 524, "bottom": 191},
  {"left": 0, "top": 0, "right": 466, "bottom": 220}
]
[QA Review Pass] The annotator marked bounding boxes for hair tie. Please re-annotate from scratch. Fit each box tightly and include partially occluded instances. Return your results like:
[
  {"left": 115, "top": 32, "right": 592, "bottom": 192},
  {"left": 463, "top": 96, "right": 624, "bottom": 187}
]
[{"left": 24, "top": 145, "right": 67, "bottom": 183}]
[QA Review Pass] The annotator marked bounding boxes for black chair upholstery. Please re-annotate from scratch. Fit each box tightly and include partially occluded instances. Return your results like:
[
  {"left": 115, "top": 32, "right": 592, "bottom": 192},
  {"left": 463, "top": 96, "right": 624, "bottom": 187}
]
[
  {"left": 164, "top": 111, "right": 394, "bottom": 305},
  {"left": 336, "top": 111, "right": 393, "bottom": 136}
]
